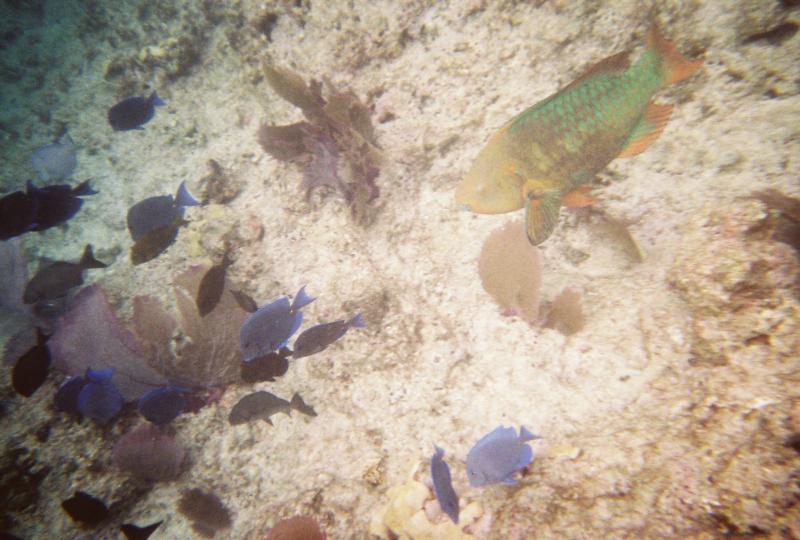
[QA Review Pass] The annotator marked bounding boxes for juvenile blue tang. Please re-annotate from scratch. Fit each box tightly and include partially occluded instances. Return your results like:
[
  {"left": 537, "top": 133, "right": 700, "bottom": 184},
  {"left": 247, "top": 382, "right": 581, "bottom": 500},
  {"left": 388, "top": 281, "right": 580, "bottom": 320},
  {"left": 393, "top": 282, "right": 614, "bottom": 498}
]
[
  {"left": 56, "top": 368, "right": 124, "bottom": 425},
  {"left": 23, "top": 244, "right": 107, "bottom": 304},
  {"left": 240, "top": 286, "right": 315, "bottom": 362},
  {"left": 0, "top": 180, "right": 96, "bottom": 240},
  {"left": 138, "top": 386, "right": 187, "bottom": 425},
  {"left": 466, "top": 425, "right": 540, "bottom": 487},
  {"left": 108, "top": 91, "right": 165, "bottom": 131},
  {"left": 431, "top": 445, "right": 459, "bottom": 523},
  {"left": 292, "top": 313, "right": 364, "bottom": 358},
  {"left": 31, "top": 132, "right": 77, "bottom": 181},
  {"left": 127, "top": 180, "right": 199, "bottom": 242}
]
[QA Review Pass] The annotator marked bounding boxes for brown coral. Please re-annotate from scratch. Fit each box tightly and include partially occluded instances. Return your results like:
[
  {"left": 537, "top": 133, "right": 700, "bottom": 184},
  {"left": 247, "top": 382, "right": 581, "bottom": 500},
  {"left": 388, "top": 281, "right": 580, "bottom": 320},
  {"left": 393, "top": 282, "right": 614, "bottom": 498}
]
[{"left": 477, "top": 220, "right": 542, "bottom": 323}]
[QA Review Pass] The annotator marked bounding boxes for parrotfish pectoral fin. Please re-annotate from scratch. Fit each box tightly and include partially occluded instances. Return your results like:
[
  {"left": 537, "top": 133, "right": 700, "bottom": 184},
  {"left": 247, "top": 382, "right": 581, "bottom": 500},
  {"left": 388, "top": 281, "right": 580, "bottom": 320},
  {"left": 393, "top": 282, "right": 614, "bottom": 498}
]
[
  {"left": 648, "top": 23, "right": 703, "bottom": 85},
  {"left": 617, "top": 102, "right": 673, "bottom": 158},
  {"left": 562, "top": 186, "right": 598, "bottom": 208},
  {"left": 525, "top": 191, "right": 562, "bottom": 245}
]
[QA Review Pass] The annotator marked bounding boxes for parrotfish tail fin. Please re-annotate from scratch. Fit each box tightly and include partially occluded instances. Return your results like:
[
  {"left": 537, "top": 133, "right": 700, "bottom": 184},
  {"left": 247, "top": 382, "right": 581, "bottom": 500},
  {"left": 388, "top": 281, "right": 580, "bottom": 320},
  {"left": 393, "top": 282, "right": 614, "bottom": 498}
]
[
  {"left": 80, "top": 244, "right": 108, "bottom": 269},
  {"left": 648, "top": 23, "right": 703, "bottom": 85},
  {"left": 349, "top": 313, "right": 366, "bottom": 328},
  {"left": 175, "top": 180, "right": 200, "bottom": 208},
  {"left": 519, "top": 426, "right": 541, "bottom": 442},
  {"left": 617, "top": 102, "right": 674, "bottom": 158},
  {"left": 73, "top": 180, "right": 98, "bottom": 196},
  {"left": 524, "top": 191, "right": 562, "bottom": 245},
  {"left": 149, "top": 91, "right": 166, "bottom": 107},
  {"left": 291, "top": 285, "right": 315, "bottom": 310}
]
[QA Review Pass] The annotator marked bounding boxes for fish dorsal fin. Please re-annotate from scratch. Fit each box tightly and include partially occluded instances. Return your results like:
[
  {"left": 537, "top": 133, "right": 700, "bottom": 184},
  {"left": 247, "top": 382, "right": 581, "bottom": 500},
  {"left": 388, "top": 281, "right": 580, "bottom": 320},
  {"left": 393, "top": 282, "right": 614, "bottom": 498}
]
[
  {"left": 561, "top": 52, "right": 630, "bottom": 93},
  {"left": 618, "top": 102, "right": 673, "bottom": 158}
]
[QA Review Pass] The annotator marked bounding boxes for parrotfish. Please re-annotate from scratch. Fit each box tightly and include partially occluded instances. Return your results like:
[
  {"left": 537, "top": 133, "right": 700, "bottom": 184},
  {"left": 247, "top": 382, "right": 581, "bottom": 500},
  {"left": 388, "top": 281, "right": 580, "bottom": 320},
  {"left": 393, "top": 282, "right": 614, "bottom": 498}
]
[
  {"left": 456, "top": 24, "right": 703, "bottom": 245},
  {"left": 292, "top": 313, "right": 364, "bottom": 358},
  {"left": 431, "top": 445, "right": 459, "bottom": 524},
  {"left": 23, "top": 244, "right": 107, "bottom": 304},
  {"left": 31, "top": 132, "right": 77, "bottom": 181},
  {"left": 108, "top": 91, "right": 165, "bottom": 131},
  {"left": 466, "top": 425, "right": 540, "bottom": 487},
  {"left": 239, "top": 286, "right": 315, "bottom": 362}
]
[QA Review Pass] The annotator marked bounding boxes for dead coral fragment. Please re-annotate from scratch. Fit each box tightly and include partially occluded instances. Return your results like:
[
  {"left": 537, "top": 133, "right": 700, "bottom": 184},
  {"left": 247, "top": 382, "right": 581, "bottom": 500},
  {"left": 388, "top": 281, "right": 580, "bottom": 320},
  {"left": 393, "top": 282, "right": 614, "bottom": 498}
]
[
  {"left": 259, "top": 62, "right": 382, "bottom": 224},
  {"left": 178, "top": 488, "right": 232, "bottom": 538},
  {"left": 544, "top": 287, "right": 585, "bottom": 336},
  {"left": 478, "top": 221, "right": 542, "bottom": 323}
]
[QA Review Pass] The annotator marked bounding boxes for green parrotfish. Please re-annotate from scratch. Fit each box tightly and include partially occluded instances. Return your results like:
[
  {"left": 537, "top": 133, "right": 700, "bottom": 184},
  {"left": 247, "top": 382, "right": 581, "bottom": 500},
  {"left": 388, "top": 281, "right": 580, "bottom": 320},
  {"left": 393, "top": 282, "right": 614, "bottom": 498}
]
[{"left": 456, "top": 23, "right": 703, "bottom": 245}]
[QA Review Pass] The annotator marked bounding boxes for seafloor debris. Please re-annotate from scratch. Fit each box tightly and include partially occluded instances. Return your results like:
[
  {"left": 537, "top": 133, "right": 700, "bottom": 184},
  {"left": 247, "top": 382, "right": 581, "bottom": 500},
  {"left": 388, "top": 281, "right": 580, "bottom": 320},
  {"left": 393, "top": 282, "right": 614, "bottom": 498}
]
[
  {"left": 113, "top": 423, "right": 186, "bottom": 481},
  {"left": 466, "top": 426, "right": 540, "bottom": 487},
  {"left": 197, "top": 159, "right": 242, "bottom": 205},
  {"left": 177, "top": 488, "right": 232, "bottom": 538},
  {"left": 669, "top": 198, "right": 800, "bottom": 366},
  {"left": 544, "top": 287, "right": 585, "bottom": 336},
  {"left": 477, "top": 220, "right": 542, "bottom": 323},
  {"left": 265, "top": 515, "right": 325, "bottom": 540},
  {"left": 258, "top": 62, "right": 382, "bottom": 224}
]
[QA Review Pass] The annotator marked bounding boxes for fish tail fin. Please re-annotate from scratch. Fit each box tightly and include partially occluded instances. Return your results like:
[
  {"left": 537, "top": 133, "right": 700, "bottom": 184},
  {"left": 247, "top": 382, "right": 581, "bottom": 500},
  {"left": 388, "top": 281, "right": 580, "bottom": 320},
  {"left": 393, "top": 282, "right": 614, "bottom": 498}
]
[
  {"left": 72, "top": 180, "right": 98, "bottom": 196},
  {"left": 174, "top": 180, "right": 200, "bottom": 208},
  {"left": 349, "top": 313, "right": 366, "bottom": 328},
  {"left": 647, "top": 23, "right": 703, "bottom": 85},
  {"left": 524, "top": 189, "right": 562, "bottom": 245},
  {"left": 291, "top": 285, "right": 315, "bottom": 310},
  {"left": 80, "top": 244, "right": 108, "bottom": 269},
  {"left": 149, "top": 91, "right": 166, "bottom": 107}
]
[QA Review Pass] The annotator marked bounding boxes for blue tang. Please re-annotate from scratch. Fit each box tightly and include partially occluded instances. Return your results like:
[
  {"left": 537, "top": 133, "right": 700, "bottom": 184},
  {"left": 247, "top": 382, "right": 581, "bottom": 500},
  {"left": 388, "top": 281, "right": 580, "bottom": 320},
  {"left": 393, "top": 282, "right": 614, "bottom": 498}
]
[
  {"left": 127, "top": 180, "right": 199, "bottom": 242},
  {"left": 31, "top": 132, "right": 77, "bottom": 181},
  {"left": 431, "top": 445, "right": 459, "bottom": 524},
  {"left": 138, "top": 386, "right": 188, "bottom": 425},
  {"left": 108, "top": 91, "right": 165, "bottom": 131},
  {"left": 240, "top": 286, "right": 315, "bottom": 362},
  {"left": 466, "top": 425, "right": 540, "bottom": 487},
  {"left": 56, "top": 368, "right": 124, "bottom": 425}
]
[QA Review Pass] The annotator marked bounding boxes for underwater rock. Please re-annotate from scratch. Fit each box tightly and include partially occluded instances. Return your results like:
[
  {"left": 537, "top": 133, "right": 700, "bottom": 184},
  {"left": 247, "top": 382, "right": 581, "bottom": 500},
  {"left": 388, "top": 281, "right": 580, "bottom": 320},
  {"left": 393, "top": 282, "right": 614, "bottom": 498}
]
[
  {"left": 0, "top": 239, "right": 28, "bottom": 313},
  {"left": 113, "top": 423, "right": 186, "bottom": 481},
  {"left": 266, "top": 516, "right": 325, "bottom": 540},
  {"left": 177, "top": 488, "right": 232, "bottom": 537},
  {"left": 477, "top": 220, "right": 542, "bottom": 323},
  {"left": 133, "top": 265, "right": 248, "bottom": 387},
  {"left": 669, "top": 199, "right": 800, "bottom": 366},
  {"left": 49, "top": 285, "right": 168, "bottom": 401}
]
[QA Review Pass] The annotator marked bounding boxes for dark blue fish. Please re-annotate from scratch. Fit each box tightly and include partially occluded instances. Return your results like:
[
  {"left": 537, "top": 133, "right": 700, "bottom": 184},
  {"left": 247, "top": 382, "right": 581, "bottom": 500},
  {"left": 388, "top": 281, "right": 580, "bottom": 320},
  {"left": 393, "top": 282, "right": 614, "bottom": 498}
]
[
  {"left": 23, "top": 244, "right": 107, "bottom": 304},
  {"left": 130, "top": 217, "right": 188, "bottom": 265},
  {"left": 127, "top": 181, "right": 199, "bottom": 242},
  {"left": 431, "top": 445, "right": 459, "bottom": 524},
  {"left": 108, "top": 91, "right": 165, "bottom": 131},
  {"left": 138, "top": 386, "right": 187, "bottom": 425},
  {"left": 241, "top": 349, "right": 290, "bottom": 383},
  {"left": 0, "top": 180, "right": 96, "bottom": 240},
  {"left": 55, "top": 375, "right": 88, "bottom": 413},
  {"left": 120, "top": 520, "right": 163, "bottom": 540},
  {"left": 61, "top": 491, "right": 109, "bottom": 526},
  {"left": 292, "top": 313, "right": 364, "bottom": 358},
  {"left": 466, "top": 426, "right": 540, "bottom": 487},
  {"left": 11, "top": 329, "right": 50, "bottom": 397},
  {"left": 31, "top": 133, "right": 77, "bottom": 181},
  {"left": 76, "top": 368, "right": 124, "bottom": 425},
  {"left": 239, "top": 286, "right": 314, "bottom": 362}
]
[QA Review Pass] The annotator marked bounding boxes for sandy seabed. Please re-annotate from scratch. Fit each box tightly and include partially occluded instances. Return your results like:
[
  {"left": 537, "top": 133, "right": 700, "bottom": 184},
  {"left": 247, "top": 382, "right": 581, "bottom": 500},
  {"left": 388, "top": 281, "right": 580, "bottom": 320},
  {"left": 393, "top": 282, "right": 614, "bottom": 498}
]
[{"left": 1, "top": 0, "right": 799, "bottom": 538}]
